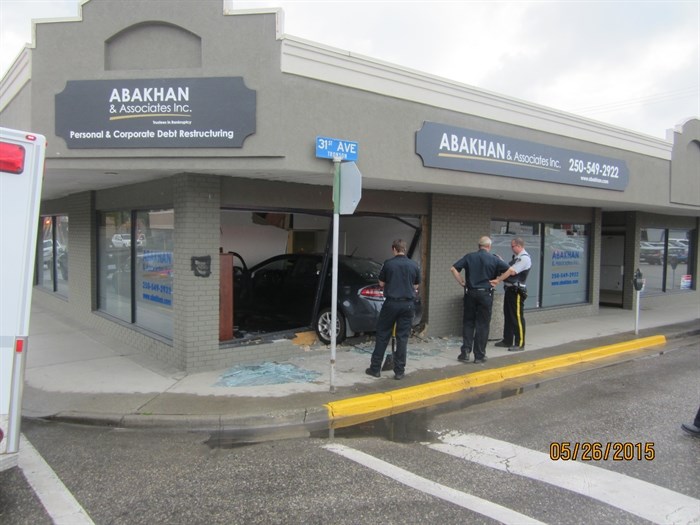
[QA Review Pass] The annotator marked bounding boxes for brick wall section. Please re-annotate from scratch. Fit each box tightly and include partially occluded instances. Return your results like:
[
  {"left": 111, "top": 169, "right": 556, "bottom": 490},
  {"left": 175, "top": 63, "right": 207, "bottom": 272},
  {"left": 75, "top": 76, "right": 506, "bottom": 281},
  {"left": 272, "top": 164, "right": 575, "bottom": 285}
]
[
  {"left": 173, "top": 173, "right": 221, "bottom": 371},
  {"left": 426, "top": 194, "right": 493, "bottom": 336},
  {"left": 66, "top": 192, "right": 93, "bottom": 313}
]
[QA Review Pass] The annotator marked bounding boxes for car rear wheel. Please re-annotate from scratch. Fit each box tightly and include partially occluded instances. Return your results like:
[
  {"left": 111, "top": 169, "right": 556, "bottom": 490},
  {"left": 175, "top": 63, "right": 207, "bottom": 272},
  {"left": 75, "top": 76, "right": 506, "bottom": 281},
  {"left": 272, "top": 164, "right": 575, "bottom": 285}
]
[{"left": 315, "top": 307, "right": 346, "bottom": 345}]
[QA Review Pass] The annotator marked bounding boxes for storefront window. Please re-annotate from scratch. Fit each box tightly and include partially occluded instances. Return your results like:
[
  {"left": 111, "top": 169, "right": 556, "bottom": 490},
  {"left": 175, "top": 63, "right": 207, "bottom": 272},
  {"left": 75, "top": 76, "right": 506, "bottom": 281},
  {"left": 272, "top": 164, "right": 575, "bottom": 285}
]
[
  {"left": 668, "top": 229, "right": 694, "bottom": 291},
  {"left": 640, "top": 228, "right": 693, "bottom": 293},
  {"left": 98, "top": 209, "right": 173, "bottom": 338},
  {"left": 542, "top": 224, "right": 589, "bottom": 307},
  {"left": 38, "top": 215, "right": 69, "bottom": 297},
  {"left": 99, "top": 211, "right": 133, "bottom": 323},
  {"left": 491, "top": 221, "right": 541, "bottom": 308},
  {"left": 491, "top": 220, "right": 590, "bottom": 308},
  {"left": 134, "top": 210, "right": 174, "bottom": 337}
]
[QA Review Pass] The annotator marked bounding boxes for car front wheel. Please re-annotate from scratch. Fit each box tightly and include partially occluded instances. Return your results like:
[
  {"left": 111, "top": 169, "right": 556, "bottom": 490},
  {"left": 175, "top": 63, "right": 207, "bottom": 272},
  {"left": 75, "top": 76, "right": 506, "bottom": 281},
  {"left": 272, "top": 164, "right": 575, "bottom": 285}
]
[{"left": 315, "top": 307, "right": 346, "bottom": 345}]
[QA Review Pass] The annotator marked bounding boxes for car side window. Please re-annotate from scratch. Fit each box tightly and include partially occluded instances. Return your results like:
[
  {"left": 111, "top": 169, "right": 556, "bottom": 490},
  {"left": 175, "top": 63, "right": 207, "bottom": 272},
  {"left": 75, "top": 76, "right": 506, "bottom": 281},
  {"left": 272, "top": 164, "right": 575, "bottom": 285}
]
[
  {"left": 292, "top": 258, "right": 319, "bottom": 280},
  {"left": 253, "top": 257, "right": 295, "bottom": 286}
]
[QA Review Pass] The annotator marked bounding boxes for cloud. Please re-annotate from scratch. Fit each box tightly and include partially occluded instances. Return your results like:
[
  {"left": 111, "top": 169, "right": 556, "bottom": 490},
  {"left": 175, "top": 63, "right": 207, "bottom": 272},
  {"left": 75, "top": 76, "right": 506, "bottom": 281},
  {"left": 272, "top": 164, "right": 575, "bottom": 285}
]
[{"left": 233, "top": 0, "right": 698, "bottom": 137}]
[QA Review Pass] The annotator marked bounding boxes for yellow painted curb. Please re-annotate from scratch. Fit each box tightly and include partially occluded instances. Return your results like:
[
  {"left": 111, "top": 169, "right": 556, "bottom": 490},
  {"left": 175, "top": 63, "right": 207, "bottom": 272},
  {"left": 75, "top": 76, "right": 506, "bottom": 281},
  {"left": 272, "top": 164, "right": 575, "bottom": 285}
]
[{"left": 325, "top": 334, "right": 666, "bottom": 423}]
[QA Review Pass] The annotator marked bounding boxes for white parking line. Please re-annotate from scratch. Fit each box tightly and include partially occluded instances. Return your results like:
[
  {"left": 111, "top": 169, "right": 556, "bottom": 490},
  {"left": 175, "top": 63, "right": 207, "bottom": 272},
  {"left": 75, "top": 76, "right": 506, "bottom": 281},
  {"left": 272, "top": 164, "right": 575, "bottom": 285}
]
[
  {"left": 323, "top": 443, "right": 546, "bottom": 525},
  {"left": 18, "top": 434, "right": 95, "bottom": 525},
  {"left": 430, "top": 432, "right": 700, "bottom": 525}
]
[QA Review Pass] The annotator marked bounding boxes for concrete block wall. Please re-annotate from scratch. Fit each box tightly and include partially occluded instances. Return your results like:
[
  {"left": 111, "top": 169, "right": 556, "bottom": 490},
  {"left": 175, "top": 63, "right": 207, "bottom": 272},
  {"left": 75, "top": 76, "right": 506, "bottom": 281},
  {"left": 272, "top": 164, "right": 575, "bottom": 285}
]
[
  {"left": 56, "top": 192, "right": 93, "bottom": 313},
  {"left": 426, "top": 194, "right": 493, "bottom": 337},
  {"left": 173, "top": 173, "right": 221, "bottom": 371}
]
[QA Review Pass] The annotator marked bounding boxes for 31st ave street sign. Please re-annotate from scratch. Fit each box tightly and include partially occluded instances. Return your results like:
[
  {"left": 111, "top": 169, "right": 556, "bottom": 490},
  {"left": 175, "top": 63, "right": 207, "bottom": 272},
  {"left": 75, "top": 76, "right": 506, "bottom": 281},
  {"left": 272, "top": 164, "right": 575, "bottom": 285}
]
[{"left": 315, "top": 136, "right": 358, "bottom": 161}]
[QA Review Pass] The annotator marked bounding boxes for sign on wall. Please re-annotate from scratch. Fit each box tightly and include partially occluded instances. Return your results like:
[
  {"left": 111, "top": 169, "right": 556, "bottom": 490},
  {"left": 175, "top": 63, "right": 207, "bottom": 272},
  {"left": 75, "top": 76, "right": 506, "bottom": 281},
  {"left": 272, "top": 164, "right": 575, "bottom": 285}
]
[
  {"left": 55, "top": 77, "right": 256, "bottom": 149},
  {"left": 416, "top": 121, "right": 629, "bottom": 191},
  {"left": 542, "top": 236, "right": 589, "bottom": 307}
]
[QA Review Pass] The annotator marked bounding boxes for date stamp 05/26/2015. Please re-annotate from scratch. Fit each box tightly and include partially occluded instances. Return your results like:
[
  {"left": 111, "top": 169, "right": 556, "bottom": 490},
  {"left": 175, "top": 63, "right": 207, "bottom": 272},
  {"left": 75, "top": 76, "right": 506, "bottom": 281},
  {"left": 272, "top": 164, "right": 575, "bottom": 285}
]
[{"left": 549, "top": 442, "right": 655, "bottom": 461}]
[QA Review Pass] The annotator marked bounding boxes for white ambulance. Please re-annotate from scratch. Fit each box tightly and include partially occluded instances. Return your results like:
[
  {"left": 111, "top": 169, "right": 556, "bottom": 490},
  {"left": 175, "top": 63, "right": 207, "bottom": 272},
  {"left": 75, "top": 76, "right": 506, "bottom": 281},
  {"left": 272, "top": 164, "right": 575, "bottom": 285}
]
[{"left": 0, "top": 127, "right": 46, "bottom": 471}]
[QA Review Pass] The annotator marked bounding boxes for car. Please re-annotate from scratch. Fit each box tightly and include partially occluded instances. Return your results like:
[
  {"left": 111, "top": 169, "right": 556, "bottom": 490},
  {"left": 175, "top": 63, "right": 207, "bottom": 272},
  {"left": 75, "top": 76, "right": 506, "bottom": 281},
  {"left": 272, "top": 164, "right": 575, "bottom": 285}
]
[
  {"left": 640, "top": 240, "right": 687, "bottom": 265},
  {"left": 233, "top": 253, "right": 422, "bottom": 345},
  {"left": 42, "top": 239, "right": 53, "bottom": 259},
  {"left": 111, "top": 233, "right": 131, "bottom": 248},
  {"left": 668, "top": 239, "right": 688, "bottom": 263},
  {"left": 639, "top": 242, "right": 664, "bottom": 264},
  {"left": 42, "top": 239, "right": 63, "bottom": 267}
]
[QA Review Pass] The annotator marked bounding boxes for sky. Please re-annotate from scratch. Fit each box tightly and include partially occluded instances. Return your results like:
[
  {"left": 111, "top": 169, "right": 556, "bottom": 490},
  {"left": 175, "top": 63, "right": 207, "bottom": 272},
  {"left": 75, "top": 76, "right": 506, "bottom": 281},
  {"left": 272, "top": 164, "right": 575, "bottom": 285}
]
[{"left": 1, "top": 0, "right": 698, "bottom": 139}]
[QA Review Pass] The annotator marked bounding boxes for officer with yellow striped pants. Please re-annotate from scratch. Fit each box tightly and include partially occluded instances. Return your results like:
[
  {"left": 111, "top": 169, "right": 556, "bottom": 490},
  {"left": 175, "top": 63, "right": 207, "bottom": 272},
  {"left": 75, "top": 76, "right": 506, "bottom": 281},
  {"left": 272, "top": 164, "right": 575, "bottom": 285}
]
[{"left": 491, "top": 237, "right": 531, "bottom": 352}]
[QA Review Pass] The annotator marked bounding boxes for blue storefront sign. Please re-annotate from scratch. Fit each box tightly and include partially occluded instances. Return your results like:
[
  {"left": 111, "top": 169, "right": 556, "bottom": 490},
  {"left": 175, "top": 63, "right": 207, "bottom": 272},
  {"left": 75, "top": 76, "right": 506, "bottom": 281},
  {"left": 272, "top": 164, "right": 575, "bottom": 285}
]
[{"left": 416, "top": 121, "right": 629, "bottom": 191}]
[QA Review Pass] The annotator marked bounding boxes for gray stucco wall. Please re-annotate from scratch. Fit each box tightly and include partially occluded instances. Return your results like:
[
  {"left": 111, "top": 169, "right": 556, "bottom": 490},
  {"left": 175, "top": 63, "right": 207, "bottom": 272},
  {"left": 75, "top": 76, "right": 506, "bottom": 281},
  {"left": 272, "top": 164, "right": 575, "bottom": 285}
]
[{"left": 0, "top": 80, "right": 32, "bottom": 131}]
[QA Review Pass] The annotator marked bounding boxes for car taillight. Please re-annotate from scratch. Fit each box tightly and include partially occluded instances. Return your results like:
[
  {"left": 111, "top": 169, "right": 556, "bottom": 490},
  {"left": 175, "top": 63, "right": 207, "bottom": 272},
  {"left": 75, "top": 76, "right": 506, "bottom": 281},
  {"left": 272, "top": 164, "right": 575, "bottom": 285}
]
[{"left": 359, "top": 285, "right": 384, "bottom": 299}]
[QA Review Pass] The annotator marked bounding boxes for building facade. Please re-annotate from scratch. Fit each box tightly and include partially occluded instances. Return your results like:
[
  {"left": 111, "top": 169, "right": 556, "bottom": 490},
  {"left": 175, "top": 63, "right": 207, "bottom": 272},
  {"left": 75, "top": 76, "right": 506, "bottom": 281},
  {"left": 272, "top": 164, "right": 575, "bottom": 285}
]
[{"left": 1, "top": 0, "right": 698, "bottom": 372}]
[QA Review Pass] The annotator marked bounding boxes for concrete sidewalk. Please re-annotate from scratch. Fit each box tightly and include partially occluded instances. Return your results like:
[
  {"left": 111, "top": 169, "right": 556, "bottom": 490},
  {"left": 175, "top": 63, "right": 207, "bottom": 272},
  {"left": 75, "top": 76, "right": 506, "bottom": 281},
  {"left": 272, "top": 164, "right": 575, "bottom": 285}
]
[{"left": 22, "top": 293, "right": 700, "bottom": 431}]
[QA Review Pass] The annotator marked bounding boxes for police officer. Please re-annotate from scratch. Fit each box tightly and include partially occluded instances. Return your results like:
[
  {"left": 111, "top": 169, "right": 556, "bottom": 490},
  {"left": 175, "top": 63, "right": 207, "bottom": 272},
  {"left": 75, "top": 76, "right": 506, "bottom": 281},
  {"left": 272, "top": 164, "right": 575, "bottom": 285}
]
[
  {"left": 366, "top": 239, "right": 420, "bottom": 380},
  {"left": 450, "top": 236, "right": 510, "bottom": 364},
  {"left": 492, "top": 237, "right": 532, "bottom": 352}
]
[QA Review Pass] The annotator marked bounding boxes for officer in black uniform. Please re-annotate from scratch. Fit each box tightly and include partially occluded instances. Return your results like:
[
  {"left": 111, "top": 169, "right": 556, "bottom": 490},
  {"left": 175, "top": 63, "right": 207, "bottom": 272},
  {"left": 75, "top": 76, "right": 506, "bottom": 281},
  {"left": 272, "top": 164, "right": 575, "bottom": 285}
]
[
  {"left": 450, "top": 236, "right": 510, "bottom": 364},
  {"left": 492, "top": 237, "right": 531, "bottom": 351},
  {"left": 366, "top": 239, "right": 420, "bottom": 380}
]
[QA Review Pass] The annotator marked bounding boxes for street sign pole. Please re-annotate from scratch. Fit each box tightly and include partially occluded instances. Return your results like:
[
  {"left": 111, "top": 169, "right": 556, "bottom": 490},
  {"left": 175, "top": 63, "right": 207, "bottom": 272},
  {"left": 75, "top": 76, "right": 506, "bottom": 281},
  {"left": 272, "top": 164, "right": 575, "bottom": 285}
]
[
  {"left": 329, "top": 157, "right": 341, "bottom": 393},
  {"left": 315, "top": 136, "right": 361, "bottom": 394}
]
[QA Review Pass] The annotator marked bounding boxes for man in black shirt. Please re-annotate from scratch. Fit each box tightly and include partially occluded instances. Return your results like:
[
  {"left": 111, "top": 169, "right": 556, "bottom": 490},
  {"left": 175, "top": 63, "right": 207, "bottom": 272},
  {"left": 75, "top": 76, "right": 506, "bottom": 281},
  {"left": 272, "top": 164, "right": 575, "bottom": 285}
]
[
  {"left": 450, "top": 236, "right": 510, "bottom": 364},
  {"left": 366, "top": 239, "right": 421, "bottom": 380}
]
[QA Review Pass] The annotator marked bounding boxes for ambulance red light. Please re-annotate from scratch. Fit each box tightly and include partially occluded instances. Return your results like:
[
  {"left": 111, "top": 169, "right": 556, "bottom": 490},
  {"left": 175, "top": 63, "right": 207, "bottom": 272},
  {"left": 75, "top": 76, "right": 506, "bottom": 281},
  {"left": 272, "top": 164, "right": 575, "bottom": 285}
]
[
  {"left": 0, "top": 141, "right": 26, "bottom": 174},
  {"left": 15, "top": 338, "right": 25, "bottom": 353}
]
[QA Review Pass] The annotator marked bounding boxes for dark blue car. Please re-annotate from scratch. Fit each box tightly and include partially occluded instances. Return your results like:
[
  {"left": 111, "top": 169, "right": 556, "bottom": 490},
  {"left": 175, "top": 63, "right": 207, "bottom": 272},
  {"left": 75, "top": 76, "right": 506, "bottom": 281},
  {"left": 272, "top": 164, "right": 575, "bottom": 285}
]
[{"left": 233, "top": 253, "right": 421, "bottom": 344}]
